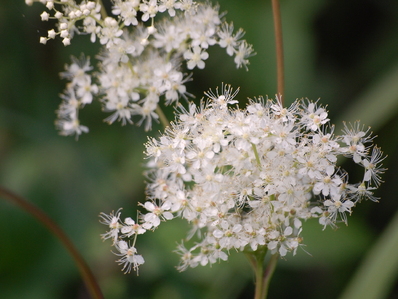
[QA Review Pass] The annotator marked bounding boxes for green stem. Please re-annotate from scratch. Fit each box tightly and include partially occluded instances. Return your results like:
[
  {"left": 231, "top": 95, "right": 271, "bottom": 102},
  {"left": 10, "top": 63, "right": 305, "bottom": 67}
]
[
  {"left": 156, "top": 105, "right": 171, "bottom": 129},
  {"left": 245, "top": 246, "right": 273, "bottom": 299},
  {"left": 254, "top": 255, "right": 266, "bottom": 299},
  {"left": 0, "top": 186, "right": 104, "bottom": 299},
  {"left": 251, "top": 143, "right": 262, "bottom": 170},
  {"left": 98, "top": 0, "right": 108, "bottom": 20},
  {"left": 261, "top": 254, "right": 279, "bottom": 299},
  {"left": 245, "top": 251, "right": 258, "bottom": 271},
  {"left": 271, "top": 0, "right": 285, "bottom": 102},
  {"left": 246, "top": 249, "right": 278, "bottom": 299},
  {"left": 253, "top": 249, "right": 267, "bottom": 299},
  {"left": 126, "top": 60, "right": 137, "bottom": 76}
]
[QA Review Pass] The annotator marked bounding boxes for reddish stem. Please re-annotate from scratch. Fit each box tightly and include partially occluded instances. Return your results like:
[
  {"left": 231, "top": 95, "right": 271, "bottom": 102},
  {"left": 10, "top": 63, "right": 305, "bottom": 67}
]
[
  {"left": 0, "top": 186, "right": 104, "bottom": 299},
  {"left": 272, "top": 0, "right": 285, "bottom": 102}
]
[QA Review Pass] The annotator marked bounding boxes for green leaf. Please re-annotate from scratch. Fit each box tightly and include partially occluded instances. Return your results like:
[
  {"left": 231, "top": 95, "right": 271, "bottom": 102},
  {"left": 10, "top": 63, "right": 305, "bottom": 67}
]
[{"left": 339, "top": 209, "right": 398, "bottom": 299}]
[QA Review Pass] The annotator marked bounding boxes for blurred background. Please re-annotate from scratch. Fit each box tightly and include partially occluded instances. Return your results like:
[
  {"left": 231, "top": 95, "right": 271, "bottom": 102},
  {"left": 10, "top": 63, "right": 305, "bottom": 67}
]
[{"left": 1, "top": 0, "right": 398, "bottom": 298}]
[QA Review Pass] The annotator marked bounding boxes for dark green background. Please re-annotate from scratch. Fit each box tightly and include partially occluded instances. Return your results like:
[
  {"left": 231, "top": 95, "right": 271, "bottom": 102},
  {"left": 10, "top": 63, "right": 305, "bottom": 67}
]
[{"left": 1, "top": 0, "right": 398, "bottom": 298}]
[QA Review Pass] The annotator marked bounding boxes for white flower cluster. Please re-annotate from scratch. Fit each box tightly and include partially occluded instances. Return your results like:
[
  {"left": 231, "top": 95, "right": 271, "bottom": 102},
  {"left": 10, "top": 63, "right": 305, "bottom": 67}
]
[
  {"left": 100, "top": 85, "right": 385, "bottom": 273},
  {"left": 26, "top": 0, "right": 254, "bottom": 136}
]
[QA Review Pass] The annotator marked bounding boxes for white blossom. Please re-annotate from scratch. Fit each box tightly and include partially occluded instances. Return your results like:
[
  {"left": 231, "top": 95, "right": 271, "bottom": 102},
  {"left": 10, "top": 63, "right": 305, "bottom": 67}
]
[
  {"left": 28, "top": 0, "right": 254, "bottom": 134},
  {"left": 114, "top": 241, "right": 145, "bottom": 274},
  {"left": 100, "top": 85, "right": 385, "bottom": 273},
  {"left": 183, "top": 46, "right": 209, "bottom": 69}
]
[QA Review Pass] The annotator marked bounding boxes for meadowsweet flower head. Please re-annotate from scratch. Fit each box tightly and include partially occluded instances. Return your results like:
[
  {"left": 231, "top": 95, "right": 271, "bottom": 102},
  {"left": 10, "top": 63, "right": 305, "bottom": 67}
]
[
  {"left": 101, "top": 85, "right": 385, "bottom": 273},
  {"left": 27, "top": 0, "right": 254, "bottom": 136}
]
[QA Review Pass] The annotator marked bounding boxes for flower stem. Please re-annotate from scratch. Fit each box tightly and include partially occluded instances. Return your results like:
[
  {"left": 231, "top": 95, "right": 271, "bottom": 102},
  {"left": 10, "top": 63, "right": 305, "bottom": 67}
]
[
  {"left": 251, "top": 143, "right": 262, "bottom": 170},
  {"left": 261, "top": 254, "right": 279, "bottom": 298},
  {"left": 254, "top": 253, "right": 266, "bottom": 299},
  {"left": 98, "top": 0, "right": 108, "bottom": 20},
  {"left": 156, "top": 105, "right": 171, "bottom": 129},
  {"left": 271, "top": 0, "right": 285, "bottom": 101},
  {"left": 0, "top": 186, "right": 104, "bottom": 299},
  {"left": 246, "top": 249, "right": 278, "bottom": 299},
  {"left": 244, "top": 246, "right": 277, "bottom": 299}
]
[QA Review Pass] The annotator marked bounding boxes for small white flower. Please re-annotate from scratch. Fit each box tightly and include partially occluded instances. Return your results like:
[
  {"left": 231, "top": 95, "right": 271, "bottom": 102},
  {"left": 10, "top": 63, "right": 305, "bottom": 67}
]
[
  {"left": 362, "top": 147, "right": 386, "bottom": 187},
  {"left": 62, "top": 37, "right": 71, "bottom": 46},
  {"left": 99, "top": 209, "right": 123, "bottom": 244},
  {"left": 234, "top": 41, "right": 255, "bottom": 70},
  {"left": 324, "top": 199, "right": 354, "bottom": 224},
  {"left": 40, "top": 11, "right": 49, "bottom": 21},
  {"left": 115, "top": 241, "right": 145, "bottom": 274},
  {"left": 46, "top": 1, "right": 54, "bottom": 10},
  {"left": 140, "top": 0, "right": 159, "bottom": 22},
  {"left": 121, "top": 217, "right": 146, "bottom": 237},
  {"left": 142, "top": 201, "right": 173, "bottom": 229},
  {"left": 47, "top": 29, "right": 56, "bottom": 39},
  {"left": 54, "top": 11, "right": 63, "bottom": 19},
  {"left": 218, "top": 22, "right": 245, "bottom": 56},
  {"left": 183, "top": 46, "right": 209, "bottom": 69}
]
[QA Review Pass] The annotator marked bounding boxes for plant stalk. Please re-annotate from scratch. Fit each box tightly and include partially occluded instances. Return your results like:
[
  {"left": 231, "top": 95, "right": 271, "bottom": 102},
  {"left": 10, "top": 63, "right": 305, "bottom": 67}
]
[
  {"left": 271, "top": 0, "right": 285, "bottom": 101},
  {"left": 247, "top": 247, "right": 278, "bottom": 299},
  {"left": 0, "top": 186, "right": 104, "bottom": 299},
  {"left": 261, "top": 254, "right": 279, "bottom": 298},
  {"left": 156, "top": 105, "right": 171, "bottom": 129},
  {"left": 252, "top": 248, "right": 267, "bottom": 299}
]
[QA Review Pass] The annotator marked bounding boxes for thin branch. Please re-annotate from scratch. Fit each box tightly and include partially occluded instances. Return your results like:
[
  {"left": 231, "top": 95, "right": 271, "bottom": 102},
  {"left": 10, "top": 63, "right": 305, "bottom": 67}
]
[
  {"left": 271, "top": 0, "right": 285, "bottom": 101},
  {"left": 0, "top": 186, "right": 104, "bottom": 299}
]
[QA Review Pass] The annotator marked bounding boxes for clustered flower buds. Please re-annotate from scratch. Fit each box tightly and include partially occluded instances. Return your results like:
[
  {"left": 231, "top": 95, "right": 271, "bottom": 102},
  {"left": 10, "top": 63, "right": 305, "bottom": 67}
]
[
  {"left": 27, "top": 0, "right": 254, "bottom": 136},
  {"left": 100, "top": 85, "right": 385, "bottom": 273}
]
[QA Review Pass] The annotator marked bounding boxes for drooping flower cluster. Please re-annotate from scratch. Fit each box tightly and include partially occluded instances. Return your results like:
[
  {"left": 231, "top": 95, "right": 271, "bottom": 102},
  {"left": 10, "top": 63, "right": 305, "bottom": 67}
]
[
  {"left": 26, "top": 0, "right": 254, "bottom": 136},
  {"left": 100, "top": 85, "right": 385, "bottom": 273}
]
